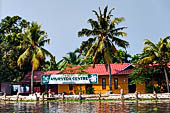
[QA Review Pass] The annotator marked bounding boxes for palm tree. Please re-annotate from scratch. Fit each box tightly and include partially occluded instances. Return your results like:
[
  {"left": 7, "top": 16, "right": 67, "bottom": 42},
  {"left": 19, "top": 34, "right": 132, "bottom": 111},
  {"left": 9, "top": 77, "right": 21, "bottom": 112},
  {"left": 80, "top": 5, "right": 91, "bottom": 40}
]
[
  {"left": 17, "top": 22, "right": 53, "bottom": 94},
  {"left": 57, "top": 48, "right": 82, "bottom": 70},
  {"left": 138, "top": 36, "right": 170, "bottom": 93},
  {"left": 78, "top": 6, "right": 129, "bottom": 93}
]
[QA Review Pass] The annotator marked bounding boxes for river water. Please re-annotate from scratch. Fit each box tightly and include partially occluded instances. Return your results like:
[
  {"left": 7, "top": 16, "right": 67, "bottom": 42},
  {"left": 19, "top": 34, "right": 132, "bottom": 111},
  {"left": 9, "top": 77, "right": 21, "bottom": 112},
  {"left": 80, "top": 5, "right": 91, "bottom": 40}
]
[{"left": 0, "top": 101, "right": 170, "bottom": 113}]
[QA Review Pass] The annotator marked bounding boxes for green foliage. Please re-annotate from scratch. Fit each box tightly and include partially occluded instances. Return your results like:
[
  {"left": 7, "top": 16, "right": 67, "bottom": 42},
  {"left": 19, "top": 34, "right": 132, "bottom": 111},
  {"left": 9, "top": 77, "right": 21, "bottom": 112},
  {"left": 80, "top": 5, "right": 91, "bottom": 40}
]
[
  {"left": 87, "top": 87, "right": 94, "bottom": 94},
  {"left": 130, "top": 37, "right": 170, "bottom": 92},
  {"left": 78, "top": 6, "right": 129, "bottom": 67},
  {"left": 140, "top": 37, "right": 170, "bottom": 92},
  {"left": 145, "top": 84, "right": 153, "bottom": 93},
  {"left": 78, "top": 6, "right": 129, "bottom": 93},
  {"left": 57, "top": 48, "right": 83, "bottom": 70},
  {"left": 17, "top": 22, "right": 53, "bottom": 71},
  {"left": 0, "top": 16, "right": 31, "bottom": 82},
  {"left": 129, "top": 65, "right": 160, "bottom": 85},
  {"left": 0, "top": 16, "right": 54, "bottom": 82},
  {"left": 41, "top": 57, "right": 58, "bottom": 71}
]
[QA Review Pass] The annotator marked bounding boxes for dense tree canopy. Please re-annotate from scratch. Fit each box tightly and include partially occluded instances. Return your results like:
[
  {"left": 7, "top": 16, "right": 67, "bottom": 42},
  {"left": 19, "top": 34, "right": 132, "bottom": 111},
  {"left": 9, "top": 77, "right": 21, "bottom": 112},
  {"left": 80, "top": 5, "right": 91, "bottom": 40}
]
[
  {"left": 130, "top": 37, "right": 170, "bottom": 93},
  {"left": 17, "top": 22, "right": 54, "bottom": 93},
  {"left": 0, "top": 16, "right": 31, "bottom": 82},
  {"left": 0, "top": 16, "right": 55, "bottom": 83}
]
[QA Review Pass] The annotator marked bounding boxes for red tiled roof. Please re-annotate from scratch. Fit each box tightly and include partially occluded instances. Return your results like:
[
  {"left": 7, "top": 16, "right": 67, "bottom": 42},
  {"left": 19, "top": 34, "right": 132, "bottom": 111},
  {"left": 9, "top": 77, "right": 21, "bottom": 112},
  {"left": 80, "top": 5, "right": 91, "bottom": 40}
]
[
  {"left": 115, "top": 68, "right": 133, "bottom": 75},
  {"left": 83, "top": 63, "right": 131, "bottom": 75},
  {"left": 22, "top": 70, "right": 60, "bottom": 83},
  {"left": 22, "top": 63, "right": 133, "bottom": 83}
]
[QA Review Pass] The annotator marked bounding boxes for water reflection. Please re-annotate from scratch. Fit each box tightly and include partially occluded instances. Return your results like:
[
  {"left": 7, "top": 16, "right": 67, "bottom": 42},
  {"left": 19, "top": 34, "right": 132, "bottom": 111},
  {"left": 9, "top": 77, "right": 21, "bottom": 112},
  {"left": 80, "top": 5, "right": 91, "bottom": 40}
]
[{"left": 0, "top": 101, "right": 170, "bottom": 113}]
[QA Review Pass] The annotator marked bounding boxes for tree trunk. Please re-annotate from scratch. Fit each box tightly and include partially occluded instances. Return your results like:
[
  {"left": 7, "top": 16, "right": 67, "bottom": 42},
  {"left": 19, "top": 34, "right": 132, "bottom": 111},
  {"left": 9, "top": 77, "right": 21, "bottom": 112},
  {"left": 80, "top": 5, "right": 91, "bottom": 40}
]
[
  {"left": 31, "top": 69, "right": 34, "bottom": 94},
  {"left": 108, "top": 64, "right": 112, "bottom": 94},
  {"left": 164, "top": 67, "right": 169, "bottom": 93}
]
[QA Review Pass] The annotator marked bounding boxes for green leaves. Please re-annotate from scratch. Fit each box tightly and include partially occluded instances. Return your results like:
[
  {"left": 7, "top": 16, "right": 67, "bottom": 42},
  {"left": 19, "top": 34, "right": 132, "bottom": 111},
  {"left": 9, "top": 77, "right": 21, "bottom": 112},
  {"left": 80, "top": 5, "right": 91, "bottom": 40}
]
[
  {"left": 133, "top": 36, "right": 170, "bottom": 92},
  {"left": 17, "top": 21, "right": 53, "bottom": 71},
  {"left": 57, "top": 49, "right": 83, "bottom": 70},
  {"left": 78, "top": 6, "right": 129, "bottom": 67}
]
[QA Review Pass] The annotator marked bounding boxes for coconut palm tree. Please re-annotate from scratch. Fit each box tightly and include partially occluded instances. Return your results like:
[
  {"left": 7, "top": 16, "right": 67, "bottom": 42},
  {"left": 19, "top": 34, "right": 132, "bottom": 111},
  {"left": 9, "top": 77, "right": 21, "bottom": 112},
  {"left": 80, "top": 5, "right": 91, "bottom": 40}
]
[
  {"left": 78, "top": 6, "right": 129, "bottom": 93},
  {"left": 138, "top": 36, "right": 170, "bottom": 93},
  {"left": 17, "top": 22, "right": 53, "bottom": 94},
  {"left": 57, "top": 48, "right": 82, "bottom": 70}
]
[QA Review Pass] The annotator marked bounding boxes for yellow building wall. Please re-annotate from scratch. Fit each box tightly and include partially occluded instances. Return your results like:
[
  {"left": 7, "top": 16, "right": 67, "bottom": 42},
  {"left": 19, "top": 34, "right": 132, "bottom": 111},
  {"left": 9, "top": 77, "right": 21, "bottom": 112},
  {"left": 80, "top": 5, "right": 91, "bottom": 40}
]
[
  {"left": 57, "top": 75, "right": 146, "bottom": 95},
  {"left": 58, "top": 84, "right": 69, "bottom": 94},
  {"left": 92, "top": 75, "right": 129, "bottom": 94},
  {"left": 58, "top": 84, "right": 87, "bottom": 95},
  {"left": 92, "top": 76, "right": 109, "bottom": 94},
  {"left": 136, "top": 83, "right": 146, "bottom": 93},
  {"left": 112, "top": 75, "right": 129, "bottom": 94}
]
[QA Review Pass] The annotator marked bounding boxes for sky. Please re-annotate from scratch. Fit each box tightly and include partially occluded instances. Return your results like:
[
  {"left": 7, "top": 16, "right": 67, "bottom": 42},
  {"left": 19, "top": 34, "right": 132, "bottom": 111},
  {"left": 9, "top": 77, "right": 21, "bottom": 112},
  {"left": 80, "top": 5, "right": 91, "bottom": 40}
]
[{"left": 1, "top": 0, "right": 170, "bottom": 62}]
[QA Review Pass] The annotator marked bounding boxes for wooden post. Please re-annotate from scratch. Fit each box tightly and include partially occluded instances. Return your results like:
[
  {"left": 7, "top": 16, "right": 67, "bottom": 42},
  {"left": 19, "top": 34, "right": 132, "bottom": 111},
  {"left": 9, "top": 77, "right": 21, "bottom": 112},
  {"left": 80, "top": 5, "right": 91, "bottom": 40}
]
[
  {"left": 135, "top": 91, "right": 138, "bottom": 100},
  {"left": 120, "top": 89, "right": 124, "bottom": 101},
  {"left": 98, "top": 92, "right": 101, "bottom": 100},
  {"left": 62, "top": 93, "right": 65, "bottom": 100},
  {"left": 17, "top": 92, "right": 19, "bottom": 101},
  {"left": 79, "top": 92, "right": 82, "bottom": 100},
  {"left": 35, "top": 93, "right": 39, "bottom": 101},
  {"left": 153, "top": 91, "right": 157, "bottom": 99},
  {"left": 42, "top": 93, "right": 44, "bottom": 101},
  {"left": 4, "top": 93, "right": 6, "bottom": 101},
  {"left": 48, "top": 89, "right": 51, "bottom": 97}
]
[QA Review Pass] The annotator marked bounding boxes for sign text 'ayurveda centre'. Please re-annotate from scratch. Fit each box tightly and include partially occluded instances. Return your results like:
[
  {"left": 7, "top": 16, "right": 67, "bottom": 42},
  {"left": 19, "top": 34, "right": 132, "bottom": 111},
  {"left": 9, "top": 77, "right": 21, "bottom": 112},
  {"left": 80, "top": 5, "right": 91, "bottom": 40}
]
[{"left": 41, "top": 74, "right": 98, "bottom": 84}]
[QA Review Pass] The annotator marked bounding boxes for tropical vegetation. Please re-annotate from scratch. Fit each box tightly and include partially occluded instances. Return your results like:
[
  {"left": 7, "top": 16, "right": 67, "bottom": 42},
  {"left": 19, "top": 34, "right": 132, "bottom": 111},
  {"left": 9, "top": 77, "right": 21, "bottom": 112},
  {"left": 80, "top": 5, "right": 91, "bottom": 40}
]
[
  {"left": 78, "top": 6, "right": 129, "bottom": 93},
  {"left": 0, "top": 6, "right": 169, "bottom": 94},
  {"left": 17, "top": 22, "right": 54, "bottom": 94},
  {"left": 130, "top": 37, "right": 170, "bottom": 93}
]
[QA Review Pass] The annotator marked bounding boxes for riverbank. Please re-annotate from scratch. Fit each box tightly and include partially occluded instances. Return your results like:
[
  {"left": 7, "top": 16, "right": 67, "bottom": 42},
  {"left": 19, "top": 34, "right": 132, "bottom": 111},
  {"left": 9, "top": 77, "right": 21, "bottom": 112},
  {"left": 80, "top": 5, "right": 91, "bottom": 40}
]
[{"left": 0, "top": 93, "right": 170, "bottom": 102}]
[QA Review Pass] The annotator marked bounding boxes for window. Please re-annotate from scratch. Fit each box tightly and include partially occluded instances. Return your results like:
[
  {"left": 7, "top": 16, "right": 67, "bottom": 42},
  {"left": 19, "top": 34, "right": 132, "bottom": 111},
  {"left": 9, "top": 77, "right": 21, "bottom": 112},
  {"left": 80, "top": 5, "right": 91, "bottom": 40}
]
[
  {"left": 102, "top": 78, "right": 106, "bottom": 89},
  {"left": 69, "top": 84, "right": 73, "bottom": 90},
  {"left": 114, "top": 78, "right": 118, "bottom": 89}
]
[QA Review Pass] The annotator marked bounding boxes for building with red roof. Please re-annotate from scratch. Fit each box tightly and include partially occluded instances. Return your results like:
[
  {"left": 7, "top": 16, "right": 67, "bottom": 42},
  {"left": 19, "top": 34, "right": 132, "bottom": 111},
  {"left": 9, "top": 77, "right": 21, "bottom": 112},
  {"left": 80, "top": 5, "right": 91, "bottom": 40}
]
[{"left": 20, "top": 63, "right": 145, "bottom": 94}]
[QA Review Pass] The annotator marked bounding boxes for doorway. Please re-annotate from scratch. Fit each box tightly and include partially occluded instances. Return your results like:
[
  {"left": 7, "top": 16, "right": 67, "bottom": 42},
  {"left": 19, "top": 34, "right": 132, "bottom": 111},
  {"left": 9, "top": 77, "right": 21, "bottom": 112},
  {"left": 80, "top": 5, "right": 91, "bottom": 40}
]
[
  {"left": 128, "top": 79, "right": 136, "bottom": 93},
  {"left": 86, "top": 84, "right": 92, "bottom": 94}
]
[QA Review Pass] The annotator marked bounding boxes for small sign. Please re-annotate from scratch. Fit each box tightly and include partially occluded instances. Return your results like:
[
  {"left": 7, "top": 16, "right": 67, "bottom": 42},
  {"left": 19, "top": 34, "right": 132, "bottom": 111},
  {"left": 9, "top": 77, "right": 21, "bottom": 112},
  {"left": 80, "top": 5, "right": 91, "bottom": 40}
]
[{"left": 41, "top": 74, "right": 98, "bottom": 84}]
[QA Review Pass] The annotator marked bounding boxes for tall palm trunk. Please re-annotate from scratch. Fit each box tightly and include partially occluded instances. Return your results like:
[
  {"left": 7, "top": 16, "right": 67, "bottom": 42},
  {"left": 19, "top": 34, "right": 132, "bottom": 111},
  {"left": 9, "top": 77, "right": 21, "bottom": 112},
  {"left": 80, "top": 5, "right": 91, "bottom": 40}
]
[
  {"left": 31, "top": 69, "right": 34, "bottom": 94},
  {"left": 108, "top": 64, "right": 112, "bottom": 94},
  {"left": 164, "top": 67, "right": 169, "bottom": 93}
]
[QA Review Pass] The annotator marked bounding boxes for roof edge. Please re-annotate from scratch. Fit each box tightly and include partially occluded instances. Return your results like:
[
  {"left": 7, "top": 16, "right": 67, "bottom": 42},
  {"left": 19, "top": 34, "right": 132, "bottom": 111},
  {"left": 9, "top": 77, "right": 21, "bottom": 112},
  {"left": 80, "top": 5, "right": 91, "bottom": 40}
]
[{"left": 122, "top": 63, "right": 134, "bottom": 71}]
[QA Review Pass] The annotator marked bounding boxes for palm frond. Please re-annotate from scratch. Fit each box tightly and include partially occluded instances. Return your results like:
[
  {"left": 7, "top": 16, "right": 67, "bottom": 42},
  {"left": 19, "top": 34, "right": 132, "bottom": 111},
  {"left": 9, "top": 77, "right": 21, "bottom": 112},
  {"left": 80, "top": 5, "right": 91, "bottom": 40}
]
[
  {"left": 17, "top": 48, "right": 31, "bottom": 67},
  {"left": 88, "top": 19, "right": 100, "bottom": 29},
  {"left": 143, "top": 46, "right": 152, "bottom": 53},
  {"left": 112, "top": 32, "right": 127, "bottom": 37},
  {"left": 31, "top": 53, "right": 40, "bottom": 71},
  {"left": 107, "top": 8, "right": 115, "bottom": 19},
  {"left": 144, "top": 39, "right": 157, "bottom": 50},
  {"left": 163, "top": 36, "right": 170, "bottom": 43},
  {"left": 111, "top": 36, "right": 129, "bottom": 48},
  {"left": 104, "top": 6, "right": 108, "bottom": 18},
  {"left": 80, "top": 37, "right": 96, "bottom": 53},
  {"left": 138, "top": 56, "right": 154, "bottom": 64},
  {"left": 36, "top": 46, "right": 45, "bottom": 61},
  {"left": 111, "top": 17, "right": 125, "bottom": 25},
  {"left": 78, "top": 28, "right": 93, "bottom": 37},
  {"left": 41, "top": 48, "right": 53, "bottom": 59},
  {"left": 38, "top": 33, "right": 48, "bottom": 44},
  {"left": 85, "top": 41, "right": 98, "bottom": 59},
  {"left": 110, "top": 27, "right": 127, "bottom": 33},
  {"left": 92, "top": 10, "right": 99, "bottom": 19}
]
